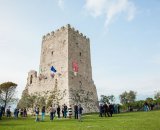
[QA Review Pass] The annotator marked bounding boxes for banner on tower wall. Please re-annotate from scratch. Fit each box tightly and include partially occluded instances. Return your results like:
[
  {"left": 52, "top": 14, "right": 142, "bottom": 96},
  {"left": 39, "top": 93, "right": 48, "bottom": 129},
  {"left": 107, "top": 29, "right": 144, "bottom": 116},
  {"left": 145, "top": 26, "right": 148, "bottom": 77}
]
[
  {"left": 50, "top": 66, "right": 57, "bottom": 78},
  {"left": 72, "top": 61, "right": 78, "bottom": 76}
]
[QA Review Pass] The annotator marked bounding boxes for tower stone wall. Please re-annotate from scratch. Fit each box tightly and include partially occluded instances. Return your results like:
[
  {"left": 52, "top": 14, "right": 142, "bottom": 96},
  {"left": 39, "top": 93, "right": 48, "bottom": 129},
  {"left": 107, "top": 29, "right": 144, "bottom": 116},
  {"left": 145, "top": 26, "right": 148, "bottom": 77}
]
[{"left": 24, "top": 24, "right": 98, "bottom": 113}]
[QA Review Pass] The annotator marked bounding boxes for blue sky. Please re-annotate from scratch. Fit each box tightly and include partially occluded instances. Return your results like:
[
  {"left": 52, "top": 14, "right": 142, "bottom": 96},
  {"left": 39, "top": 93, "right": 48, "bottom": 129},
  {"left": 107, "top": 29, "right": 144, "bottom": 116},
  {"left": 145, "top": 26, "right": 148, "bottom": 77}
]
[{"left": 0, "top": 0, "right": 160, "bottom": 102}]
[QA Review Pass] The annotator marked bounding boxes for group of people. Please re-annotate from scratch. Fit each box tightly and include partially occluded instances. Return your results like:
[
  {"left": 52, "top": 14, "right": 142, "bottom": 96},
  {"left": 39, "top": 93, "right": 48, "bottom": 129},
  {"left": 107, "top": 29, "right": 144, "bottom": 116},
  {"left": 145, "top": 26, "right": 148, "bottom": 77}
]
[
  {"left": 143, "top": 102, "right": 155, "bottom": 112},
  {"left": 99, "top": 103, "right": 120, "bottom": 117},
  {"left": 34, "top": 104, "right": 83, "bottom": 122},
  {"left": 14, "top": 108, "right": 27, "bottom": 118},
  {"left": 0, "top": 106, "right": 13, "bottom": 119},
  {"left": 0, "top": 106, "right": 28, "bottom": 120}
]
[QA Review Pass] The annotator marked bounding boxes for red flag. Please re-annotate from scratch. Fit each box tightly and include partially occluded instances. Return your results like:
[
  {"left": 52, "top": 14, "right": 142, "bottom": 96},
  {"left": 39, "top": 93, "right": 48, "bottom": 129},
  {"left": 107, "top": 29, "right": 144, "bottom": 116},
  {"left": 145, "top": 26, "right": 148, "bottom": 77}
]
[{"left": 72, "top": 61, "right": 78, "bottom": 72}]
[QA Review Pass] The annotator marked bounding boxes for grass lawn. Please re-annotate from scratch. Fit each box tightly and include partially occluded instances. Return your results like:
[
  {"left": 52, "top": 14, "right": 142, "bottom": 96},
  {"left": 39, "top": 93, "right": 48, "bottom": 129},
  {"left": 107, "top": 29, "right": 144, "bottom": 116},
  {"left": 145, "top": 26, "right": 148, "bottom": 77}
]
[{"left": 0, "top": 110, "right": 160, "bottom": 130}]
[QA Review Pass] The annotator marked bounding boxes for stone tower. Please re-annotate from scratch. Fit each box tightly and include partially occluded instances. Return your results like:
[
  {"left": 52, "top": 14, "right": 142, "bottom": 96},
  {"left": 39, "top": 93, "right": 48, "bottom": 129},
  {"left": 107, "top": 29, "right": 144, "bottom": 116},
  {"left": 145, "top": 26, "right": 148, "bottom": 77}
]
[{"left": 25, "top": 24, "right": 98, "bottom": 113}]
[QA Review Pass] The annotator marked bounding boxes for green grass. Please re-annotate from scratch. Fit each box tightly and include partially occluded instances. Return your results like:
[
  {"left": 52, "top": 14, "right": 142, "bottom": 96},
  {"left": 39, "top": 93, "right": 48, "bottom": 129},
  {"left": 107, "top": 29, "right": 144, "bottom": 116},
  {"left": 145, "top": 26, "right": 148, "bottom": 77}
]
[{"left": 0, "top": 111, "right": 160, "bottom": 130}]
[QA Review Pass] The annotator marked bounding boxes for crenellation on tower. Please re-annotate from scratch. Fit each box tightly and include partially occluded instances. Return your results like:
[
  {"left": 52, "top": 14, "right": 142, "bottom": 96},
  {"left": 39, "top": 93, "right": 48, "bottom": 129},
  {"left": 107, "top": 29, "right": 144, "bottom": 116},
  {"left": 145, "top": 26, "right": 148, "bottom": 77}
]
[
  {"left": 47, "top": 33, "right": 50, "bottom": 36},
  {"left": 61, "top": 26, "right": 65, "bottom": 30},
  {"left": 42, "top": 24, "right": 90, "bottom": 42},
  {"left": 75, "top": 30, "right": 79, "bottom": 34},
  {"left": 51, "top": 31, "right": 54, "bottom": 35},
  {"left": 86, "top": 38, "right": 90, "bottom": 41},
  {"left": 65, "top": 24, "right": 71, "bottom": 29},
  {"left": 55, "top": 29, "right": 60, "bottom": 33},
  {"left": 80, "top": 33, "right": 83, "bottom": 37},
  {"left": 71, "top": 27, "right": 75, "bottom": 32}
]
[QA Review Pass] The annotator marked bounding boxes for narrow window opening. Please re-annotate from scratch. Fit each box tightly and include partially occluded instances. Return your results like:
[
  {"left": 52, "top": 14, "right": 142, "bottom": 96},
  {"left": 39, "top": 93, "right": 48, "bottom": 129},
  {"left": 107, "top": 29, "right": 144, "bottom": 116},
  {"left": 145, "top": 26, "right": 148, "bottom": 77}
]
[
  {"left": 79, "top": 81, "right": 82, "bottom": 87},
  {"left": 30, "top": 75, "right": 33, "bottom": 84}
]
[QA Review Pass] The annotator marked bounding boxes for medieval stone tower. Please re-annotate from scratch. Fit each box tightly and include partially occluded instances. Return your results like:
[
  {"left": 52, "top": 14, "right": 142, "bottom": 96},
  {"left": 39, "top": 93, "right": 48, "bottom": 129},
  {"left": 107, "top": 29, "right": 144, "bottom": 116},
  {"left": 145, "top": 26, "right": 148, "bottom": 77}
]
[{"left": 25, "top": 24, "right": 98, "bottom": 113}]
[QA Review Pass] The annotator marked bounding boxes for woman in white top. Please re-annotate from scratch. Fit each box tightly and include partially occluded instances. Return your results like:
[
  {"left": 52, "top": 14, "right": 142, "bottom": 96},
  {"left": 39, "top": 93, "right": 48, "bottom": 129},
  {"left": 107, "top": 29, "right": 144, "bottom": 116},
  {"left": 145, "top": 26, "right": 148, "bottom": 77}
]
[{"left": 68, "top": 105, "right": 72, "bottom": 119}]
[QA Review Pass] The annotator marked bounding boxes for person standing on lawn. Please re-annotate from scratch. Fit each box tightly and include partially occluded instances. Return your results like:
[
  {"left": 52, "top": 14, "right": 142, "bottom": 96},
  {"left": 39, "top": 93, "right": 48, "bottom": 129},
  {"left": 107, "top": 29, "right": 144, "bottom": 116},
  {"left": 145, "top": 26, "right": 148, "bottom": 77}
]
[
  {"left": 63, "top": 104, "right": 68, "bottom": 118},
  {"left": 49, "top": 105, "right": 54, "bottom": 121},
  {"left": 57, "top": 105, "right": 61, "bottom": 118},
  {"left": 78, "top": 104, "right": 83, "bottom": 122},
  {"left": 35, "top": 107, "right": 39, "bottom": 122},
  {"left": 41, "top": 106, "right": 45, "bottom": 121},
  {"left": 74, "top": 104, "right": 78, "bottom": 119},
  {"left": 68, "top": 105, "right": 72, "bottom": 119}
]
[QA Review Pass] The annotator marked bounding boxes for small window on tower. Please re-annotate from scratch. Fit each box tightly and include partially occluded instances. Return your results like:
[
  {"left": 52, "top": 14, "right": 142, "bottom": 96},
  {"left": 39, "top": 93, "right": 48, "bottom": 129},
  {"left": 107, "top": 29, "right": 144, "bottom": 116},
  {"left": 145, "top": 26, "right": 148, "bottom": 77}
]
[
  {"left": 51, "top": 51, "right": 54, "bottom": 55},
  {"left": 79, "top": 81, "right": 82, "bottom": 87},
  {"left": 30, "top": 75, "right": 33, "bottom": 84},
  {"left": 80, "top": 52, "right": 81, "bottom": 56}
]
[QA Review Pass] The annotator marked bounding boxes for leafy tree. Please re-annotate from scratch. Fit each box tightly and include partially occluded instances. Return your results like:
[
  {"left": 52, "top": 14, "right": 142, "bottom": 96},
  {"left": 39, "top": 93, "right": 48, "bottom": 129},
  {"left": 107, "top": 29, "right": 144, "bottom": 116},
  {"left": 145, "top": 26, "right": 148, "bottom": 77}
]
[
  {"left": 131, "top": 100, "right": 145, "bottom": 110},
  {"left": 108, "top": 95, "right": 115, "bottom": 103},
  {"left": 0, "top": 82, "right": 17, "bottom": 110},
  {"left": 100, "top": 95, "right": 109, "bottom": 104},
  {"left": 119, "top": 91, "right": 128, "bottom": 104},
  {"left": 0, "top": 90, "right": 2, "bottom": 102},
  {"left": 119, "top": 90, "right": 137, "bottom": 105},
  {"left": 128, "top": 90, "right": 137, "bottom": 103},
  {"left": 154, "top": 91, "right": 160, "bottom": 100},
  {"left": 36, "top": 96, "right": 46, "bottom": 108},
  {"left": 17, "top": 89, "right": 36, "bottom": 109},
  {"left": 155, "top": 98, "right": 160, "bottom": 104},
  {"left": 100, "top": 95, "right": 115, "bottom": 104},
  {"left": 46, "top": 96, "right": 53, "bottom": 108},
  {"left": 18, "top": 89, "right": 28, "bottom": 108},
  {"left": 145, "top": 97, "right": 153, "bottom": 104}
]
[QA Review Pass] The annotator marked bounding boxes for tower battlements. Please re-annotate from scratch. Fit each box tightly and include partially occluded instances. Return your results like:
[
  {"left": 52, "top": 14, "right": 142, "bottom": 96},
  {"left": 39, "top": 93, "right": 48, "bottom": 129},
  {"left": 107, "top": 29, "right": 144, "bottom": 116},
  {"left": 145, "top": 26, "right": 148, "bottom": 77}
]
[{"left": 42, "top": 24, "right": 90, "bottom": 41}]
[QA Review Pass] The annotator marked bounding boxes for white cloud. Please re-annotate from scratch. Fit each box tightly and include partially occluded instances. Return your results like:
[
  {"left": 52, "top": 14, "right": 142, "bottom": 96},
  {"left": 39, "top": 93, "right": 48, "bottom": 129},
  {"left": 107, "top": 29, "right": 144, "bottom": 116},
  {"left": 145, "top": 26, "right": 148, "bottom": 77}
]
[
  {"left": 58, "top": 0, "right": 65, "bottom": 9},
  {"left": 84, "top": 0, "right": 136, "bottom": 27},
  {"left": 84, "top": 0, "right": 107, "bottom": 17}
]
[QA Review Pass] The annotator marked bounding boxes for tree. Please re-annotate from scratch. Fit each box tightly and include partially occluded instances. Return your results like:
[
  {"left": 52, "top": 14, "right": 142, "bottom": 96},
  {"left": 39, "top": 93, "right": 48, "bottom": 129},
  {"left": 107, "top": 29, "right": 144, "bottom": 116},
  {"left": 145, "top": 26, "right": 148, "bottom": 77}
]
[
  {"left": 17, "top": 89, "right": 36, "bottom": 109},
  {"left": 100, "top": 95, "right": 115, "bottom": 104},
  {"left": 145, "top": 97, "right": 153, "bottom": 104},
  {"left": 0, "top": 82, "right": 17, "bottom": 110},
  {"left": 0, "top": 89, "right": 2, "bottom": 102},
  {"left": 154, "top": 91, "right": 160, "bottom": 100},
  {"left": 119, "top": 90, "right": 137, "bottom": 105},
  {"left": 132, "top": 100, "right": 145, "bottom": 110},
  {"left": 36, "top": 96, "right": 46, "bottom": 108},
  {"left": 128, "top": 90, "right": 137, "bottom": 103},
  {"left": 100, "top": 95, "right": 109, "bottom": 104},
  {"left": 119, "top": 91, "right": 128, "bottom": 104}
]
